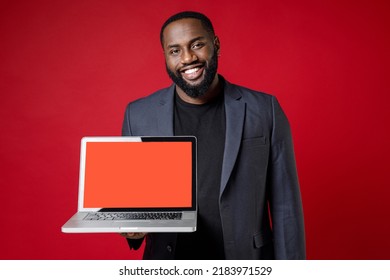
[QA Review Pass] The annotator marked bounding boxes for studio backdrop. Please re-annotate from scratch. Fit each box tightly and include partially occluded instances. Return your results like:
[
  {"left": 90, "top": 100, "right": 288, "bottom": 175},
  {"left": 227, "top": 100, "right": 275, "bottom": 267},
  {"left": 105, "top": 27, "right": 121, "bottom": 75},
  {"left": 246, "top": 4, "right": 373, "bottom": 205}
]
[{"left": 1, "top": 0, "right": 389, "bottom": 259}]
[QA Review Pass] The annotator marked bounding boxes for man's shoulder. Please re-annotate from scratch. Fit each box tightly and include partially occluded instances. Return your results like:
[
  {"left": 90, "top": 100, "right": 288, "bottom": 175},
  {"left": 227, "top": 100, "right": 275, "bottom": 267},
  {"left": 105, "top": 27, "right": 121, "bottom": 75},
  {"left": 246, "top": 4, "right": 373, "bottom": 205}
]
[
  {"left": 225, "top": 79, "right": 275, "bottom": 103},
  {"left": 127, "top": 84, "right": 174, "bottom": 107}
]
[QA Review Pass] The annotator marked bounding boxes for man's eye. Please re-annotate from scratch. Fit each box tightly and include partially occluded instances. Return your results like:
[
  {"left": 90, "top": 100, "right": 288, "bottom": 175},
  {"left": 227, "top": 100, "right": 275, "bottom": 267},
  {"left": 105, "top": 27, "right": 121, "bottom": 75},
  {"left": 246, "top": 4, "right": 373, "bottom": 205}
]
[
  {"left": 192, "top": 42, "right": 204, "bottom": 49},
  {"left": 170, "top": 49, "right": 180, "bottom": 55}
]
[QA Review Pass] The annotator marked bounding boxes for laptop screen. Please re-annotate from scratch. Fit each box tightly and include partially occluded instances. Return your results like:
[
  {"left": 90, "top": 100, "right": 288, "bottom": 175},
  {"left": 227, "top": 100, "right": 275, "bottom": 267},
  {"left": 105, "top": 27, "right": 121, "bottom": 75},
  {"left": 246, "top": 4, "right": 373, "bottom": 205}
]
[{"left": 79, "top": 137, "right": 196, "bottom": 211}]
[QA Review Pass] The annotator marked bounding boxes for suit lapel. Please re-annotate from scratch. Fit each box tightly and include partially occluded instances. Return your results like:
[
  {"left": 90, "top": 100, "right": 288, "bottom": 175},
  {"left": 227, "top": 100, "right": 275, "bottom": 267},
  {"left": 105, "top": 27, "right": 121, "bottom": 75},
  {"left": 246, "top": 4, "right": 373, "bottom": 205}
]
[
  {"left": 156, "top": 84, "right": 175, "bottom": 136},
  {"left": 220, "top": 81, "right": 245, "bottom": 197}
]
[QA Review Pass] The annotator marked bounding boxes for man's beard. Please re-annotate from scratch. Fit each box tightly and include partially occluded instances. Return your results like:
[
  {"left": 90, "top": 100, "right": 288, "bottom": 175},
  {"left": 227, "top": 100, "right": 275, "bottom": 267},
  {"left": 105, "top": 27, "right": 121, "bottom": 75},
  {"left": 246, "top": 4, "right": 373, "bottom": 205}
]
[{"left": 166, "top": 50, "right": 218, "bottom": 98}]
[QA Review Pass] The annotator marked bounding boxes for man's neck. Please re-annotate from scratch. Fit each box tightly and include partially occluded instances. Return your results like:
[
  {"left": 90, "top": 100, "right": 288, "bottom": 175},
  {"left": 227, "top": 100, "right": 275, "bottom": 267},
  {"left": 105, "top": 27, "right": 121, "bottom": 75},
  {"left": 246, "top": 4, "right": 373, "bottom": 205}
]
[{"left": 176, "top": 75, "right": 222, "bottom": 105}]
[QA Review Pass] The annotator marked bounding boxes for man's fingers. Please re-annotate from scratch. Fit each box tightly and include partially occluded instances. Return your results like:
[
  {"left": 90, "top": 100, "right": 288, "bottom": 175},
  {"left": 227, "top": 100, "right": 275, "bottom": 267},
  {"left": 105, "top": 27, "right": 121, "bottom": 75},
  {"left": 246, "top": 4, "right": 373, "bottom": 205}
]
[{"left": 119, "top": 232, "right": 146, "bottom": 239}]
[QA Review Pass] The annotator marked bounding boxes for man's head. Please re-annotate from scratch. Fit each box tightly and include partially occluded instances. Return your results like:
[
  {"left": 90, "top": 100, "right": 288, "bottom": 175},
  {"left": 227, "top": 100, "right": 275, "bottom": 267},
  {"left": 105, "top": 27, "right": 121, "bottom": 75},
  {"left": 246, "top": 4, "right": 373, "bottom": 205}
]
[
  {"left": 160, "top": 11, "right": 215, "bottom": 46},
  {"left": 160, "top": 11, "right": 220, "bottom": 99}
]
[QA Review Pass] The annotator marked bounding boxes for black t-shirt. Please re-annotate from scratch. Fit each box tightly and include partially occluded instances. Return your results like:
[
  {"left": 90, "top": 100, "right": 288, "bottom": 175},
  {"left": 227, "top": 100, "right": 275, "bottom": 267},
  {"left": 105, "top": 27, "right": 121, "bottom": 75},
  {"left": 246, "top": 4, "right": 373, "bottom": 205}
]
[{"left": 174, "top": 90, "right": 226, "bottom": 259}]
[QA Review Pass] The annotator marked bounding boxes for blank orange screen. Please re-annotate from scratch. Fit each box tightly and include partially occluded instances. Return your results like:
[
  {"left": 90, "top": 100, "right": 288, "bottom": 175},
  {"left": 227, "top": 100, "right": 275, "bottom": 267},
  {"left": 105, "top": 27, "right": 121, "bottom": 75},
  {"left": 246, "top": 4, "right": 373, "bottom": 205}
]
[{"left": 83, "top": 142, "right": 192, "bottom": 208}]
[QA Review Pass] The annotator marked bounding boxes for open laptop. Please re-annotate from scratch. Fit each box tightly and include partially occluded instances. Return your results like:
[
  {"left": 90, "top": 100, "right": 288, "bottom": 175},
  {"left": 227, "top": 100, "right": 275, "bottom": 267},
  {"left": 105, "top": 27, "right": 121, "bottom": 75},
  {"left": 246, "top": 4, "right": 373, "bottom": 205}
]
[{"left": 62, "top": 136, "right": 197, "bottom": 233}]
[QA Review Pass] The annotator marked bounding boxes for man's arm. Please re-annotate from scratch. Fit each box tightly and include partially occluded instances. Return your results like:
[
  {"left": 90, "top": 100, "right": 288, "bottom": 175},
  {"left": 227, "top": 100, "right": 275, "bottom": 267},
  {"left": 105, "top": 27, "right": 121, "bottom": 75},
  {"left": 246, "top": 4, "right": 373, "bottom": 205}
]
[
  {"left": 122, "top": 103, "right": 132, "bottom": 136},
  {"left": 268, "top": 96, "right": 306, "bottom": 259}
]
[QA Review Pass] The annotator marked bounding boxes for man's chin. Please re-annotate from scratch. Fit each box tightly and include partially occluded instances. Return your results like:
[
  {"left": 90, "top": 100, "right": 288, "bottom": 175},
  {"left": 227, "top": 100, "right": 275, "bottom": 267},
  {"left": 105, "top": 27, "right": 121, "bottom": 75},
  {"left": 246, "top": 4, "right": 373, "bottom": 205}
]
[
  {"left": 177, "top": 83, "right": 206, "bottom": 98},
  {"left": 167, "top": 65, "right": 216, "bottom": 98},
  {"left": 182, "top": 79, "right": 203, "bottom": 88}
]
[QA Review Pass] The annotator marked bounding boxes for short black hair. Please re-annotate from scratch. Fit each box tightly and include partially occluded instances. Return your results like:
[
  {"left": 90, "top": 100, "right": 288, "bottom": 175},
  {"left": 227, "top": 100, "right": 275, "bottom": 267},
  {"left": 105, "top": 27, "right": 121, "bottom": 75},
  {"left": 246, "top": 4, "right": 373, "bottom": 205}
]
[{"left": 160, "top": 11, "right": 215, "bottom": 46}]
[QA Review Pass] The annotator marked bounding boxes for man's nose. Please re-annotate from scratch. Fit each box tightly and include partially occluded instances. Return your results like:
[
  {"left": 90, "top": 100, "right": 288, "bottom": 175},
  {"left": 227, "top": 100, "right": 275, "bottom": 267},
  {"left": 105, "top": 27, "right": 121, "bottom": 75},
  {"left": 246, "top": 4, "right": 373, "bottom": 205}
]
[{"left": 181, "top": 49, "right": 197, "bottom": 64}]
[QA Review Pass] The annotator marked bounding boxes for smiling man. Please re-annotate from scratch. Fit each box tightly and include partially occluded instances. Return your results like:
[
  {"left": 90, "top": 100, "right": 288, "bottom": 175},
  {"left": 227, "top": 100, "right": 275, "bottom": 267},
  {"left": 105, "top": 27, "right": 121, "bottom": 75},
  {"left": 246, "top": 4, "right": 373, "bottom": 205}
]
[
  {"left": 163, "top": 15, "right": 220, "bottom": 102},
  {"left": 121, "top": 11, "right": 305, "bottom": 260}
]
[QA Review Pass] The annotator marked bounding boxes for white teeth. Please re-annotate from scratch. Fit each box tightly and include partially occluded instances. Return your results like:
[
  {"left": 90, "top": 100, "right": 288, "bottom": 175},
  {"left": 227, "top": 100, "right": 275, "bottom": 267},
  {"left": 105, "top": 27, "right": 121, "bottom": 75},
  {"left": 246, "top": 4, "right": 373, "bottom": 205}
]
[{"left": 184, "top": 67, "right": 199, "bottom": 74}]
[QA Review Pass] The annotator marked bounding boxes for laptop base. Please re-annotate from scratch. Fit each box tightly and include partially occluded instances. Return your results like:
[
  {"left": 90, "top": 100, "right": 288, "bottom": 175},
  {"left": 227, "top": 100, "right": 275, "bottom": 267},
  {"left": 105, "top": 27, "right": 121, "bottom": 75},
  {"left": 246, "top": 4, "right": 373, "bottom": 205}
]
[{"left": 62, "top": 211, "right": 197, "bottom": 233}]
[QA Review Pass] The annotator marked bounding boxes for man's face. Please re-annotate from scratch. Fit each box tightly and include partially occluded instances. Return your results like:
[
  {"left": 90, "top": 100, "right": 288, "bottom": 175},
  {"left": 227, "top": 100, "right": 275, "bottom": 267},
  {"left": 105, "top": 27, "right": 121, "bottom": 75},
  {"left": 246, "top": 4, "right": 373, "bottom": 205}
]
[{"left": 162, "top": 18, "right": 220, "bottom": 98}]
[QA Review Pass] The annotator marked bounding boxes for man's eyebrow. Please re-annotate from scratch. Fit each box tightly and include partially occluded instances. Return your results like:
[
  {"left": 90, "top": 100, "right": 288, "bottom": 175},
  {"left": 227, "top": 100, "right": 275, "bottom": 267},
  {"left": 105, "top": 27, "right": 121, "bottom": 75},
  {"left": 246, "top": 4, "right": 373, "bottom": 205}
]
[{"left": 166, "top": 36, "right": 206, "bottom": 49}]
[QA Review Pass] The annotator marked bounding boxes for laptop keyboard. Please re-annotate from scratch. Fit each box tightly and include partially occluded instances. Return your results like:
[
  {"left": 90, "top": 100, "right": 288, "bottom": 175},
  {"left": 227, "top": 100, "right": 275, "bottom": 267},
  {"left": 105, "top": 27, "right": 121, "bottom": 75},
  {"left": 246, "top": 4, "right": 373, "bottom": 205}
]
[{"left": 84, "top": 212, "right": 182, "bottom": 220}]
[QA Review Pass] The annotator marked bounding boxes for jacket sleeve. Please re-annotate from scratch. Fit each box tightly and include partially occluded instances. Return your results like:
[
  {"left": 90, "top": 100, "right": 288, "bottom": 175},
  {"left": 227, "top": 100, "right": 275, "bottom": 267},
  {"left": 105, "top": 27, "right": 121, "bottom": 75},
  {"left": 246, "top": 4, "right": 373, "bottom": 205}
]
[
  {"left": 121, "top": 103, "right": 146, "bottom": 251},
  {"left": 126, "top": 237, "right": 144, "bottom": 251},
  {"left": 268, "top": 96, "right": 306, "bottom": 259},
  {"left": 122, "top": 103, "right": 132, "bottom": 136}
]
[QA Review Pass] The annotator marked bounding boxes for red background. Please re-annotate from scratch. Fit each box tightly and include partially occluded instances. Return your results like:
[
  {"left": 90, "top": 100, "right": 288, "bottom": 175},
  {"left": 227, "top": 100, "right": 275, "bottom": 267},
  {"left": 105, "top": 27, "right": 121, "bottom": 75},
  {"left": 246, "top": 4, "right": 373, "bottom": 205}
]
[{"left": 1, "top": 0, "right": 389, "bottom": 260}]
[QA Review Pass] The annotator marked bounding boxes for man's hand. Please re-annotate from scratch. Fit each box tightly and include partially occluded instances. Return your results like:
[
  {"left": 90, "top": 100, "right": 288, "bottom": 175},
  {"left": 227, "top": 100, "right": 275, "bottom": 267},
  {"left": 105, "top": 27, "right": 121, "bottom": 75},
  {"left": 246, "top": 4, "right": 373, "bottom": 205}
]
[{"left": 119, "top": 232, "right": 147, "bottom": 239}]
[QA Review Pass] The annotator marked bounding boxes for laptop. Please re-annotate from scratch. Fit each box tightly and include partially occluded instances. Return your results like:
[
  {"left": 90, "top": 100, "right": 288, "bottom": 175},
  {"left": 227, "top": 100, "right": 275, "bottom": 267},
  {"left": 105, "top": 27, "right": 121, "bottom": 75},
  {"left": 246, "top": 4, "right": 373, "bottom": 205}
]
[{"left": 62, "top": 136, "right": 197, "bottom": 233}]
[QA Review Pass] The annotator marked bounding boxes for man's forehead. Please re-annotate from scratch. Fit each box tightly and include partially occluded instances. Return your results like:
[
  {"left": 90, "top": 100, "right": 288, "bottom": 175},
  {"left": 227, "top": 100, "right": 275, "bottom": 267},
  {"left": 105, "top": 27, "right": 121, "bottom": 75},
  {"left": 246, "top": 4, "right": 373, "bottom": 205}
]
[{"left": 162, "top": 18, "right": 210, "bottom": 46}]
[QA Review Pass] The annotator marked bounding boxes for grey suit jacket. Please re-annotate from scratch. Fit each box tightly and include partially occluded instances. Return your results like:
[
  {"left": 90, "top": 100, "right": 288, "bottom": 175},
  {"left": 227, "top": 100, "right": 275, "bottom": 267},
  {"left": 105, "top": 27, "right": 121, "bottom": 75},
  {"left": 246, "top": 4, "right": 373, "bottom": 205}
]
[{"left": 122, "top": 77, "right": 305, "bottom": 259}]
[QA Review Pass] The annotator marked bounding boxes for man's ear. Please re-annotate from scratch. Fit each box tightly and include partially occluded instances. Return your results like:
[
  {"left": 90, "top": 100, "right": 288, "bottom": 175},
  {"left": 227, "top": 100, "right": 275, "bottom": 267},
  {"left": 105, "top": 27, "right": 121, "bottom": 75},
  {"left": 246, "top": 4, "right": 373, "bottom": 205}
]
[{"left": 214, "top": 36, "right": 221, "bottom": 56}]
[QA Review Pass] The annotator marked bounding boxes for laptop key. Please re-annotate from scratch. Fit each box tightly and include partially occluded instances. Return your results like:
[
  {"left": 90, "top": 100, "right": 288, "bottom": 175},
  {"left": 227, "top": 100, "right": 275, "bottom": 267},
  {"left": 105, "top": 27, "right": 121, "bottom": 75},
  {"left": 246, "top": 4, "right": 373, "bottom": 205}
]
[{"left": 84, "top": 212, "right": 182, "bottom": 221}]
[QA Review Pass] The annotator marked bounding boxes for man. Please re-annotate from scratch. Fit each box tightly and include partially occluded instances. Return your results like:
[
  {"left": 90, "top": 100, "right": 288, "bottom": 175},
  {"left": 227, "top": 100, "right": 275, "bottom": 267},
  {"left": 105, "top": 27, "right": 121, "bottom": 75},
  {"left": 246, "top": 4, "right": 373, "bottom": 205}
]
[{"left": 121, "top": 11, "right": 305, "bottom": 260}]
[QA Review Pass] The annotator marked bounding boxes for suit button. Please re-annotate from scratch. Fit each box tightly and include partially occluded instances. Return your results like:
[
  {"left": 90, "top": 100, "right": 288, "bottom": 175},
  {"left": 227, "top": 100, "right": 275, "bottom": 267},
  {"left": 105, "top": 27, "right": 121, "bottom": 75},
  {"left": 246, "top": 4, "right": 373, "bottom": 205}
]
[{"left": 166, "top": 245, "right": 173, "bottom": 253}]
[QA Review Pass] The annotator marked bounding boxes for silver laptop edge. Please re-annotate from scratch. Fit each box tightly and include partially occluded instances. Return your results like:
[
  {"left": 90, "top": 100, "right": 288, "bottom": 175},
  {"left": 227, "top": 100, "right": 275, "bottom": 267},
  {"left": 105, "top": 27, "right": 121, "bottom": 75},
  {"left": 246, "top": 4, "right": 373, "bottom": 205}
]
[{"left": 62, "top": 136, "right": 197, "bottom": 233}]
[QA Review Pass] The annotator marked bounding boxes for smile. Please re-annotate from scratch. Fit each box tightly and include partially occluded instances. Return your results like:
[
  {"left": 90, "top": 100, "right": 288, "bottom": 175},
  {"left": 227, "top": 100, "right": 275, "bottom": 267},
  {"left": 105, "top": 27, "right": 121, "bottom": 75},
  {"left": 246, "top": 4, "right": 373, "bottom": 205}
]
[
  {"left": 181, "top": 66, "right": 204, "bottom": 81},
  {"left": 184, "top": 67, "right": 200, "bottom": 74}
]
